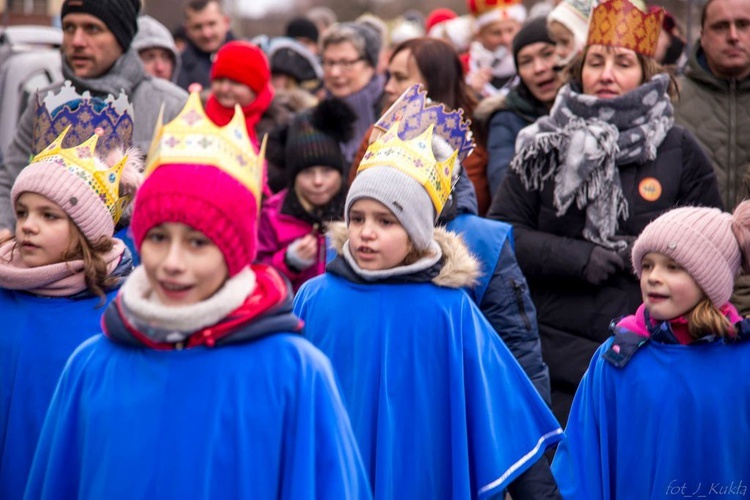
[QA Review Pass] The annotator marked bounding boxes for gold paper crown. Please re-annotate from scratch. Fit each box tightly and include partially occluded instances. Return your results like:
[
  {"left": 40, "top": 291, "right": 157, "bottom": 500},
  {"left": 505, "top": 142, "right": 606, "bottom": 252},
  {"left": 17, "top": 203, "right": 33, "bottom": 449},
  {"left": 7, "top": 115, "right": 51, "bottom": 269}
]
[
  {"left": 587, "top": 0, "right": 664, "bottom": 57},
  {"left": 145, "top": 91, "right": 265, "bottom": 205},
  {"left": 32, "top": 126, "right": 130, "bottom": 224},
  {"left": 359, "top": 123, "right": 458, "bottom": 215}
]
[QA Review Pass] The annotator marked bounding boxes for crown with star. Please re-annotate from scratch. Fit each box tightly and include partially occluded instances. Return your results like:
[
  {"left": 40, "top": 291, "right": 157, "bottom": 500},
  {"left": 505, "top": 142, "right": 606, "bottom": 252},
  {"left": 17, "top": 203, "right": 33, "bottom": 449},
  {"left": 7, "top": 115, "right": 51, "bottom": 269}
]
[
  {"left": 587, "top": 0, "right": 664, "bottom": 57},
  {"left": 32, "top": 126, "right": 131, "bottom": 224},
  {"left": 145, "top": 91, "right": 264, "bottom": 206},
  {"left": 32, "top": 81, "right": 134, "bottom": 157},
  {"left": 358, "top": 84, "right": 475, "bottom": 214}
]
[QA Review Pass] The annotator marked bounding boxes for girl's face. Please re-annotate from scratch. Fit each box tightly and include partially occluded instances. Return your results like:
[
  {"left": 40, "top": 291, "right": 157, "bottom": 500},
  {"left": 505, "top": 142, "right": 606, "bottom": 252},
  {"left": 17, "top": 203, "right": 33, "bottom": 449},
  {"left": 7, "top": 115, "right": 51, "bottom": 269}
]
[
  {"left": 348, "top": 198, "right": 412, "bottom": 271},
  {"left": 140, "top": 222, "right": 228, "bottom": 306},
  {"left": 383, "top": 49, "right": 426, "bottom": 109},
  {"left": 640, "top": 252, "right": 705, "bottom": 321},
  {"left": 294, "top": 166, "right": 343, "bottom": 210},
  {"left": 516, "top": 42, "right": 559, "bottom": 104},
  {"left": 210, "top": 77, "right": 256, "bottom": 108},
  {"left": 582, "top": 45, "right": 644, "bottom": 98},
  {"left": 548, "top": 21, "right": 577, "bottom": 65},
  {"left": 14, "top": 192, "right": 76, "bottom": 268}
]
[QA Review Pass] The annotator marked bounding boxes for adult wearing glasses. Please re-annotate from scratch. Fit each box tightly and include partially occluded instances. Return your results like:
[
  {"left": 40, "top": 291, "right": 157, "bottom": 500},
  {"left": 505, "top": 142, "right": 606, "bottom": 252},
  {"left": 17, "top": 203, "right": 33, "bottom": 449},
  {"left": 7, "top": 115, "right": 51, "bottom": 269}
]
[{"left": 320, "top": 22, "right": 385, "bottom": 178}]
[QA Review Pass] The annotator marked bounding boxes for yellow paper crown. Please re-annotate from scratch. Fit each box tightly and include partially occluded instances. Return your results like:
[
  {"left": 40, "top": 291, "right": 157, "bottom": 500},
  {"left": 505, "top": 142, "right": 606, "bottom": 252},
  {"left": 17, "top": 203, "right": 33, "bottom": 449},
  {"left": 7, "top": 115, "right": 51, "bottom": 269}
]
[
  {"left": 358, "top": 123, "right": 458, "bottom": 215},
  {"left": 145, "top": 92, "right": 265, "bottom": 206},
  {"left": 32, "top": 126, "right": 130, "bottom": 224},
  {"left": 587, "top": 0, "right": 664, "bottom": 57}
]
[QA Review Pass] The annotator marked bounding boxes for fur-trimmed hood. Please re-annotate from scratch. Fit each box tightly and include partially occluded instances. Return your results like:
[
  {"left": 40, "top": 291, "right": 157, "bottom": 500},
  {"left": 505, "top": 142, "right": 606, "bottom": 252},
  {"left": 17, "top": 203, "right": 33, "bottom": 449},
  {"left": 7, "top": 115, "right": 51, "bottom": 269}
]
[
  {"left": 327, "top": 221, "right": 480, "bottom": 289},
  {"left": 474, "top": 93, "right": 508, "bottom": 125}
]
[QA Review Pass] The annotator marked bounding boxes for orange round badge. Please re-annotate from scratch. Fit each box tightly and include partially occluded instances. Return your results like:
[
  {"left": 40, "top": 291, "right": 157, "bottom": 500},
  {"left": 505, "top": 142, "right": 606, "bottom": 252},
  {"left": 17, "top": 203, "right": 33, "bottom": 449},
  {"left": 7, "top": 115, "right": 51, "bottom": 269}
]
[{"left": 638, "top": 177, "right": 662, "bottom": 202}]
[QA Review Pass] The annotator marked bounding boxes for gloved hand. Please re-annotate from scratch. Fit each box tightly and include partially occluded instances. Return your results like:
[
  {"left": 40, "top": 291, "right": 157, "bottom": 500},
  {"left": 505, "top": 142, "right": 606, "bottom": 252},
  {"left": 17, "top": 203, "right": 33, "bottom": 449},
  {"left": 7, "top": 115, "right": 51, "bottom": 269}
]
[
  {"left": 285, "top": 234, "right": 317, "bottom": 272},
  {"left": 612, "top": 235, "right": 637, "bottom": 275},
  {"left": 583, "top": 245, "right": 625, "bottom": 285}
]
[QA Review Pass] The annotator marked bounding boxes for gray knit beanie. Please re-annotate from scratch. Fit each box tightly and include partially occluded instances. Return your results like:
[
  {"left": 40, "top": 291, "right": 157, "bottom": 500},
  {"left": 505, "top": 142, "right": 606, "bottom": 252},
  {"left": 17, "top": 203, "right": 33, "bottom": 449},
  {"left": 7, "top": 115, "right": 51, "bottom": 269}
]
[{"left": 345, "top": 167, "right": 435, "bottom": 251}]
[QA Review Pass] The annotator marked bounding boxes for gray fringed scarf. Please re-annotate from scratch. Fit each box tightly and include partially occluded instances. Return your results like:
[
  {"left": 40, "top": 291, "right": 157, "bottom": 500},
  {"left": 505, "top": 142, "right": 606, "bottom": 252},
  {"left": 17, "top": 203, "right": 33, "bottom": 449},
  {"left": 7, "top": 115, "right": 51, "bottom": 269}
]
[{"left": 512, "top": 73, "right": 674, "bottom": 249}]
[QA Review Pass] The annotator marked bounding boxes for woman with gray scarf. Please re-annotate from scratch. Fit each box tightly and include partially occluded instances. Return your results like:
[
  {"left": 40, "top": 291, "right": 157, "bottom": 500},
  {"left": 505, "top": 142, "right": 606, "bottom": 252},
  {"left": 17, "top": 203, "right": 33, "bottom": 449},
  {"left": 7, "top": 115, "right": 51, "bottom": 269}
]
[{"left": 488, "top": 0, "right": 722, "bottom": 428}]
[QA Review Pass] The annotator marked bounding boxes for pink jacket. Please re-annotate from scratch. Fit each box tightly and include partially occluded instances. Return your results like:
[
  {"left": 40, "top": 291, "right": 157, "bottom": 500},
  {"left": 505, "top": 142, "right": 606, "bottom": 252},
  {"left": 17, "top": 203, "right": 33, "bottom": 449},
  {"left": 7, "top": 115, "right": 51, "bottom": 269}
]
[{"left": 257, "top": 189, "right": 327, "bottom": 291}]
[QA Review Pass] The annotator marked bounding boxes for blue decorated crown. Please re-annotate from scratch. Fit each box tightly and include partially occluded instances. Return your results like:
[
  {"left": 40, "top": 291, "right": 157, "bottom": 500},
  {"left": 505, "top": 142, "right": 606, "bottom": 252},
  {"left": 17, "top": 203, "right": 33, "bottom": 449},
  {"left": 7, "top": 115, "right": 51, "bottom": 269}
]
[{"left": 32, "top": 81, "right": 134, "bottom": 157}]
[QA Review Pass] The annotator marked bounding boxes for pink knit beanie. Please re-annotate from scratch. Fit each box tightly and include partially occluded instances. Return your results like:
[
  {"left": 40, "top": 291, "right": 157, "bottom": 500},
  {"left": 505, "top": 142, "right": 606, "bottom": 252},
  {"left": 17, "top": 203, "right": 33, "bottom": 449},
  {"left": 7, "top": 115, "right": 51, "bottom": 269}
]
[
  {"left": 632, "top": 206, "right": 742, "bottom": 307},
  {"left": 130, "top": 164, "right": 258, "bottom": 277}
]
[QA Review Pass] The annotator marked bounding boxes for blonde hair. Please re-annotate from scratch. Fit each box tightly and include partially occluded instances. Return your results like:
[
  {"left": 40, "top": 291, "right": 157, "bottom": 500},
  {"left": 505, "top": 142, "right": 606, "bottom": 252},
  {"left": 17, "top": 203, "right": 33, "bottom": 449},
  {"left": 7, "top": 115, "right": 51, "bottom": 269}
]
[{"left": 689, "top": 298, "right": 735, "bottom": 340}]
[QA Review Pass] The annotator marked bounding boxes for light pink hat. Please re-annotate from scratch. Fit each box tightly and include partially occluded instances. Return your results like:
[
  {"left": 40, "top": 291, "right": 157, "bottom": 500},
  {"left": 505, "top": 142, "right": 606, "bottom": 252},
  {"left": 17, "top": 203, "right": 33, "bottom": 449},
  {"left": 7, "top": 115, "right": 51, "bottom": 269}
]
[{"left": 632, "top": 206, "right": 742, "bottom": 307}]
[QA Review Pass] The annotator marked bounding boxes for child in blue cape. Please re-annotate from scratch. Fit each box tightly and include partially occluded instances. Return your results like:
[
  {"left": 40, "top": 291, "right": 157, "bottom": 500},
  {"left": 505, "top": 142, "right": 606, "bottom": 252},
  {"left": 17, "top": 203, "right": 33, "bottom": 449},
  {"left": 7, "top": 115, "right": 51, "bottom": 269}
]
[
  {"left": 24, "top": 93, "right": 370, "bottom": 500},
  {"left": 552, "top": 203, "right": 750, "bottom": 498},
  {"left": 0, "top": 130, "right": 137, "bottom": 499},
  {"left": 293, "top": 100, "right": 563, "bottom": 499}
]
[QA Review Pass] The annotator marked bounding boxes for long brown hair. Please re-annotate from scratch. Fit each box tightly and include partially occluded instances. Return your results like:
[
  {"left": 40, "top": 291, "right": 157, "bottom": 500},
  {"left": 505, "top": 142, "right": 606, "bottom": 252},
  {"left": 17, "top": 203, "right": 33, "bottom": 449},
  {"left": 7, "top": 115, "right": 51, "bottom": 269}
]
[
  {"left": 62, "top": 224, "right": 118, "bottom": 305},
  {"left": 689, "top": 298, "right": 735, "bottom": 340}
]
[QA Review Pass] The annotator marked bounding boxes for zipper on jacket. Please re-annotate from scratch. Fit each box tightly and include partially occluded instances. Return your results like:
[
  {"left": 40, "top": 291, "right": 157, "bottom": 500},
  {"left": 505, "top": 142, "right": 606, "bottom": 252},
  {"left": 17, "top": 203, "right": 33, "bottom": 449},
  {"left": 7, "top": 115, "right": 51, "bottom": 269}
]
[{"left": 512, "top": 279, "right": 532, "bottom": 331}]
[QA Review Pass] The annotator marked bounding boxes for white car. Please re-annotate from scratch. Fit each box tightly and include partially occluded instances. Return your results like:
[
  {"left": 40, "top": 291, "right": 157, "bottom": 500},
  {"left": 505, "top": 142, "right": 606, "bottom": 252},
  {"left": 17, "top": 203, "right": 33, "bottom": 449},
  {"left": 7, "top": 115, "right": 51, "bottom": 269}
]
[{"left": 0, "top": 25, "right": 63, "bottom": 155}]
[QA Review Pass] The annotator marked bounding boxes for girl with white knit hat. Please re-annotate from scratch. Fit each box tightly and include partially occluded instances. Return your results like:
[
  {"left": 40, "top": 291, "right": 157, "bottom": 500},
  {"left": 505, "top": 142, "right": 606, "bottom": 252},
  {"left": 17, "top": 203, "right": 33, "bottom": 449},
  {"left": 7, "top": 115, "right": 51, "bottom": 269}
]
[{"left": 553, "top": 201, "right": 750, "bottom": 498}]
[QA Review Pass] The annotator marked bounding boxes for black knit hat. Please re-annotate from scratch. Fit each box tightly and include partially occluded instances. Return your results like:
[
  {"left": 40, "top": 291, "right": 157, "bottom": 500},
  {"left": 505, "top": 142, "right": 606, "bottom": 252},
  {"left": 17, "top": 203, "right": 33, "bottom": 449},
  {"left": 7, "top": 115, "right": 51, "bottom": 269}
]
[
  {"left": 269, "top": 37, "right": 323, "bottom": 89},
  {"left": 285, "top": 99, "right": 356, "bottom": 182},
  {"left": 62, "top": 0, "right": 141, "bottom": 51},
  {"left": 285, "top": 17, "right": 319, "bottom": 43},
  {"left": 511, "top": 16, "right": 555, "bottom": 68}
]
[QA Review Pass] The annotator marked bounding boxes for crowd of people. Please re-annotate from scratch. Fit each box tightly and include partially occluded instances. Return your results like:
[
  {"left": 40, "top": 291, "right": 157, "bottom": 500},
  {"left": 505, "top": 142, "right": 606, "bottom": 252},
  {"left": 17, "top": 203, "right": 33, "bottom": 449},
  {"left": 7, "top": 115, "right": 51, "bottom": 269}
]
[{"left": 0, "top": 0, "right": 749, "bottom": 497}]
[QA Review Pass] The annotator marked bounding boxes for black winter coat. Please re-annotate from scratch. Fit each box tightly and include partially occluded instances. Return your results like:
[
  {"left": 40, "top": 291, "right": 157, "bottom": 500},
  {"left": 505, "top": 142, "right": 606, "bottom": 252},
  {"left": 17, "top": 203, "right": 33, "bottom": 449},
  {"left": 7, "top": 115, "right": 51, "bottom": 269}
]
[{"left": 488, "top": 125, "right": 722, "bottom": 425}]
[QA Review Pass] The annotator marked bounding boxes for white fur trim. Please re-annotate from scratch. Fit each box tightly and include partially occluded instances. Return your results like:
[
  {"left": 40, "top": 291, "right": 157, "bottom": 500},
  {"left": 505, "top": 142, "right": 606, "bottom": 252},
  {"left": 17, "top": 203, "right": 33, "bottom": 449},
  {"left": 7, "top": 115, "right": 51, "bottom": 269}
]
[{"left": 476, "top": 4, "right": 527, "bottom": 28}]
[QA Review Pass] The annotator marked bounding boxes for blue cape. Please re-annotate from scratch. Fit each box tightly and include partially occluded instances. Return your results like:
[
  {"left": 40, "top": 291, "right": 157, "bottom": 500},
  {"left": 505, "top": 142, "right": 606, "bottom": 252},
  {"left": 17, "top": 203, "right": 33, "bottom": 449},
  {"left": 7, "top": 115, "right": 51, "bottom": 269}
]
[
  {"left": 294, "top": 274, "right": 562, "bottom": 499},
  {"left": 0, "top": 288, "right": 116, "bottom": 500},
  {"left": 552, "top": 336, "right": 750, "bottom": 499},
  {"left": 25, "top": 334, "right": 371, "bottom": 499}
]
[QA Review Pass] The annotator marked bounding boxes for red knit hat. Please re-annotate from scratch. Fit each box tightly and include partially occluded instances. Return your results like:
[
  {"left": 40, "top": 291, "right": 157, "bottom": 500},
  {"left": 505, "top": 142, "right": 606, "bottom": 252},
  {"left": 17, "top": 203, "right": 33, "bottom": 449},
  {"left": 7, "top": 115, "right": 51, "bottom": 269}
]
[
  {"left": 210, "top": 41, "right": 270, "bottom": 95},
  {"left": 425, "top": 8, "right": 457, "bottom": 32},
  {"left": 131, "top": 164, "right": 258, "bottom": 277}
]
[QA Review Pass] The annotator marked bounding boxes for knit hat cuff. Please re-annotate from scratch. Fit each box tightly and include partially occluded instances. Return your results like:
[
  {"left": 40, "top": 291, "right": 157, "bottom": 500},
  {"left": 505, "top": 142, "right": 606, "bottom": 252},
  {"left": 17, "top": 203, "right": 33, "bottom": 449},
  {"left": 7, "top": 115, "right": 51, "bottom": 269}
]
[
  {"left": 12, "top": 160, "right": 114, "bottom": 242},
  {"left": 548, "top": 3, "right": 589, "bottom": 50},
  {"left": 346, "top": 167, "right": 434, "bottom": 251},
  {"left": 476, "top": 4, "right": 527, "bottom": 28}
]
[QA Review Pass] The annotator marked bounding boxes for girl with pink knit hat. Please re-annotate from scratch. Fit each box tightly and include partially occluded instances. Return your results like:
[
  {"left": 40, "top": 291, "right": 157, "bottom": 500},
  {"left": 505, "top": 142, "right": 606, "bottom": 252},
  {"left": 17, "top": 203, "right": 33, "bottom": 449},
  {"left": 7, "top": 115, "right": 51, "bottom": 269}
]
[
  {"left": 24, "top": 92, "right": 370, "bottom": 499},
  {"left": 0, "top": 129, "right": 139, "bottom": 499},
  {"left": 552, "top": 202, "right": 750, "bottom": 498}
]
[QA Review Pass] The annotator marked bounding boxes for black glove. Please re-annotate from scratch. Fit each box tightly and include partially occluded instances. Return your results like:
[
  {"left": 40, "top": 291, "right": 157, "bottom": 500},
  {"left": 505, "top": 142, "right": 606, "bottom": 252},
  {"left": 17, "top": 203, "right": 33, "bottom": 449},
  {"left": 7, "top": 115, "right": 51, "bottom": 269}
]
[
  {"left": 584, "top": 246, "right": 625, "bottom": 285},
  {"left": 612, "top": 235, "right": 637, "bottom": 274}
]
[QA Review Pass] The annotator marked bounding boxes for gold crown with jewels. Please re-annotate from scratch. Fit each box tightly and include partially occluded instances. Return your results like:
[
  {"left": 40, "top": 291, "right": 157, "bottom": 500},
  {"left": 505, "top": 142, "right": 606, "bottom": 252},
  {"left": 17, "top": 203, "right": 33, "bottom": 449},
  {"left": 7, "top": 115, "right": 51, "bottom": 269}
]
[
  {"left": 32, "top": 126, "right": 131, "bottom": 224},
  {"left": 358, "top": 84, "right": 475, "bottom": 214},
  {"left": 145, "top": 91, "right": 265, "bottom": 205}
]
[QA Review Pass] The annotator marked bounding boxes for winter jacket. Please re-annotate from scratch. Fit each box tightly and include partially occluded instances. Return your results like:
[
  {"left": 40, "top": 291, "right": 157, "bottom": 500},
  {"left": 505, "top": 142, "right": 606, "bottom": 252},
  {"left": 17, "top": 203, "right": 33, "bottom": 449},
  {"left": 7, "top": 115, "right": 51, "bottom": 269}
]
[
  {"left": 257, "top": 189, "right": 328, "bottom": 291},
  {"left": 176, "top": 32, "right": 235, "bottom": 91},
  {"left": 475, "top": 86, "right": 551, "bottom": 200},
  {"left": 0, "top": 48, "right": 188, "bottom": 231},
  {"left": 675, "top": 42, "right": 750, "bottom": 211},
  {"left": 445, "top": 213, "right": 551, "bottom": 406},
  {"left": 488, "top": 125, "right": 723, "bottom": 425}
]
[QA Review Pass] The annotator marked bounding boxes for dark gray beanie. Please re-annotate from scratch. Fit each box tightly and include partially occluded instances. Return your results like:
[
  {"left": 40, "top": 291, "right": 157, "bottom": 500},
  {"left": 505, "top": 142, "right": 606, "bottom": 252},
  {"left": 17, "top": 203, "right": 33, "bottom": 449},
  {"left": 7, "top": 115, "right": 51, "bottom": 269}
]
[
  {"left": 341, "top": 21, "right": 382, "bottom": 68},
  {"left": 512, "top": 15, "right": 555, "bottom": 68},
  {"left": 345, "top": 167, "right": 435, "bottom": 251},
  {"left": 62, "top": 0, "right": 141, "bottom": 51}
]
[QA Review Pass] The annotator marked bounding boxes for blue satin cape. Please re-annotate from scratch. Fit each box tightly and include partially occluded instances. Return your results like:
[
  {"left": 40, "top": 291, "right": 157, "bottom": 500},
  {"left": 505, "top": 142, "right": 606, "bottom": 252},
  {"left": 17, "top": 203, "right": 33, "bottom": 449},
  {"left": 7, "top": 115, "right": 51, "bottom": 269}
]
[{"left": 294, "top": 274, "right": 562, "bottom": 499}]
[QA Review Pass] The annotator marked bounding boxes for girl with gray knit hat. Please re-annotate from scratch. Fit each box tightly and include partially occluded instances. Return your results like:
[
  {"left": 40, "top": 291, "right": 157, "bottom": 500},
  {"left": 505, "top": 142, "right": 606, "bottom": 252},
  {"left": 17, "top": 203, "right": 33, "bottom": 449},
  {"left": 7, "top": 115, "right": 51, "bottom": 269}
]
[
  {"left": 293, "top": 86, "right": 563, "bottom": 499},
  {"left": 553, "top": 201, "right": 750, "bottom": 498}
]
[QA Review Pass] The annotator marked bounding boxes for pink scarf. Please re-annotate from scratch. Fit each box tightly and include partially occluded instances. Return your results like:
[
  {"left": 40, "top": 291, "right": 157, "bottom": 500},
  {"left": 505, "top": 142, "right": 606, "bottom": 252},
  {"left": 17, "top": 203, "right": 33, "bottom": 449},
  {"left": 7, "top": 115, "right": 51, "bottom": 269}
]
[{"left": 0, "top": 238, "right": 126, "bottom": 297}]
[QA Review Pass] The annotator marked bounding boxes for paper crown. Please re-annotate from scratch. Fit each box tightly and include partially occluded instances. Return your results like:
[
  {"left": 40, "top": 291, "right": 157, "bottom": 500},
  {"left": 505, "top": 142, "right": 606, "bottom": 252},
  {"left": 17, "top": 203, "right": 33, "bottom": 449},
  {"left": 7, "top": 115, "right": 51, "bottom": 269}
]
[
  {"left": 145, "top": 91, "right": 265, "bottom": 206},
  {"left": 467, "top": 0, "right": 527, "bottom": 26},
  {"left": 32, "top": 126, "right": 131, "bottom": 224},
  {"left": 587, "top": 0, "right": 664, "bottom": 57},
  {"left": 359, "top": 84, "right": 475, "bottom": 214},
  {"left": 32, "top": 81, "right": 134, "bottom": 157}
]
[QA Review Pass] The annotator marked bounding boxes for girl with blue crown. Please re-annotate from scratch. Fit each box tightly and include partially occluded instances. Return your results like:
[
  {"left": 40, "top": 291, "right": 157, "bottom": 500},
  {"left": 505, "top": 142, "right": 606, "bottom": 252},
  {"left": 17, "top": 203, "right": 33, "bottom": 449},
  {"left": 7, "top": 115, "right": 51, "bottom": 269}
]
[
  {"left": 0, "top": 129, "right": 139, "bottom": 499},
  {"left": 24, "top": 92, "right": 370, "bottom": 500},
  {"left": 293, "top": 88, "right": 563, "bottom": 499}
]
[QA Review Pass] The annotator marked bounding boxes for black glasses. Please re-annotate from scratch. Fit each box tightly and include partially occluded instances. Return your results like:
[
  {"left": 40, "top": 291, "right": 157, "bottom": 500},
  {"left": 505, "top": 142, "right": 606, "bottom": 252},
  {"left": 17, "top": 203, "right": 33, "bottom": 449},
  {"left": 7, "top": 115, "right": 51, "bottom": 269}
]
[{"left": 321, "top": 57, "right": 364, "bottom": 70}]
